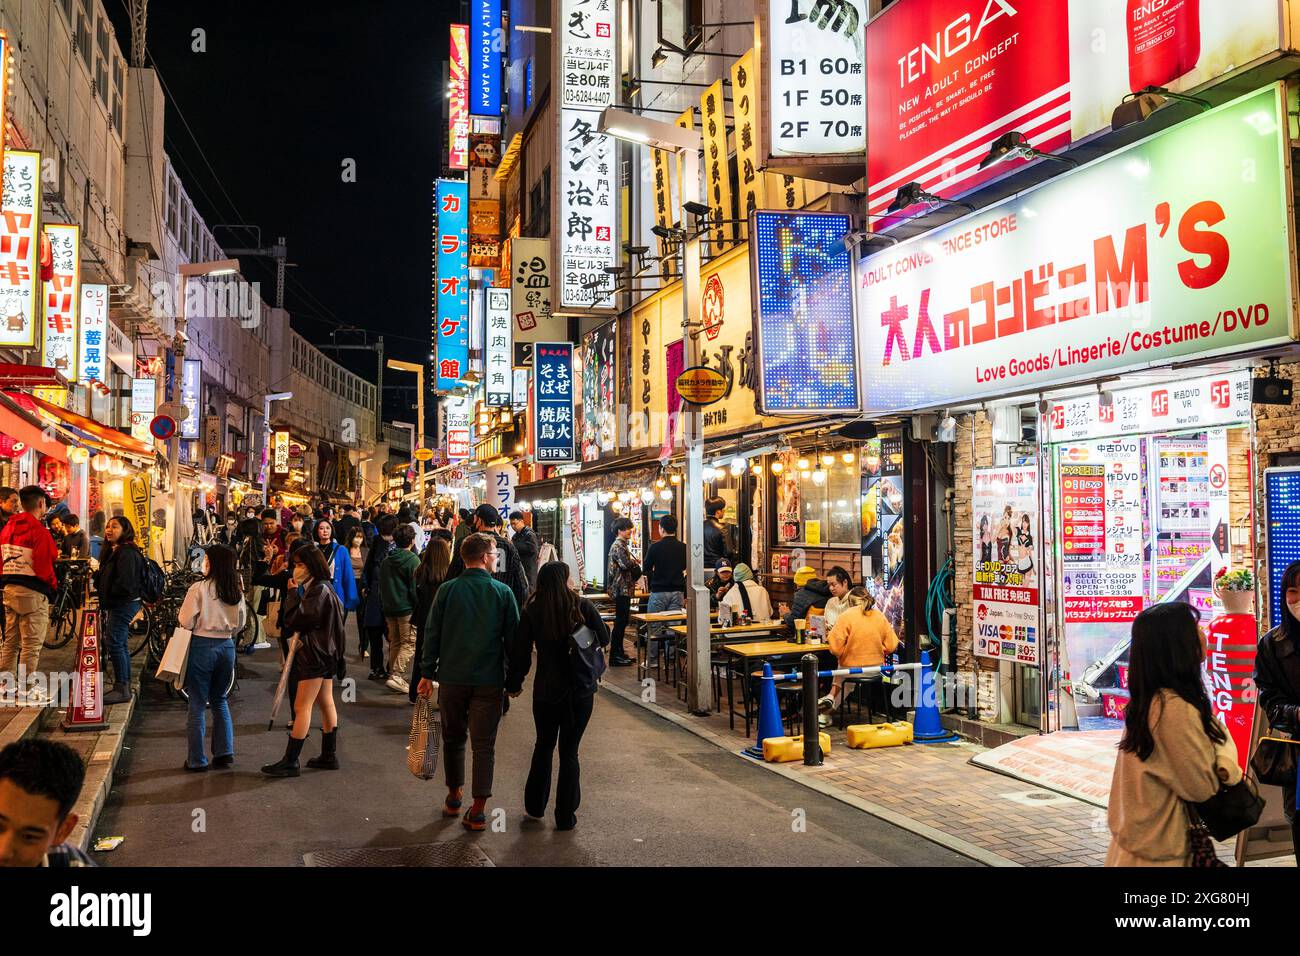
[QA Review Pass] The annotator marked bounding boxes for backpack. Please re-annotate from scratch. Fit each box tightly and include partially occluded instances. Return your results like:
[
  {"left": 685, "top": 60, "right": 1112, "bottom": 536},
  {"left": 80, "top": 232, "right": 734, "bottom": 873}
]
[{"left": 140, "top": 555, "right": 166, "bottom": 604}]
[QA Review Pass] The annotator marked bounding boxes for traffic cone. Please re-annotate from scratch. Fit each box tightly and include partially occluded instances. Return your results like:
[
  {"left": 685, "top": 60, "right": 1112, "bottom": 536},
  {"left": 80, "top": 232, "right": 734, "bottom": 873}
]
[
  {"left": 742, "top": 661, "right": 787, "bottom": 759},
  {"left": 912, "top": 649, "right": 959, "bottom": 745}
]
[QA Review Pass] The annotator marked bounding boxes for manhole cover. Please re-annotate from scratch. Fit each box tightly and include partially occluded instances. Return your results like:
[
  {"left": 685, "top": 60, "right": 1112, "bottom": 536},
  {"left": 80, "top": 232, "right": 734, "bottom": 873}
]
[
  {"left": 1025, "top": 792, "right": 1055, "bottom": 801},
  {"left": 304, "top": 842, "right": 494, "bottom": 867}
]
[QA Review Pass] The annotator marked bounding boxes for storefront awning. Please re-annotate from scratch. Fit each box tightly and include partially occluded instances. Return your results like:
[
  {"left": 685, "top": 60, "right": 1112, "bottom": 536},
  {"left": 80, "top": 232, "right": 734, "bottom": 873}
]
[
  {"left": 0, "top": 363, "right": 71, "bottom": 389},
  {"left": 0, "top": 394, "right": 67, "bottom": 463},
  {"left": 5, "top": 391, "right": 152, "bottom": 458}
]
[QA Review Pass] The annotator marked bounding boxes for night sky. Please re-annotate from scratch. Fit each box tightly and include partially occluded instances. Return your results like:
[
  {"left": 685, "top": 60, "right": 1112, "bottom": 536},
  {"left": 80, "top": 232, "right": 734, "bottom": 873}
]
[{"left": 107, "top": 1, "right": 453, "bottom": 422}]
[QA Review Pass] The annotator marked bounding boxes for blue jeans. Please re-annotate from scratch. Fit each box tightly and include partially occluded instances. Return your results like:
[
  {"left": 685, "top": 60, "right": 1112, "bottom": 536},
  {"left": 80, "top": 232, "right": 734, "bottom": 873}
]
[
  {"left": 105, "top": 601, "right": 140, "bottom": 686},
  {"left": 184, "top": 637, "right": 235, "bottom": 768},
  {"left": 647, "top": 591, "right": 684, "bottom": 664}
]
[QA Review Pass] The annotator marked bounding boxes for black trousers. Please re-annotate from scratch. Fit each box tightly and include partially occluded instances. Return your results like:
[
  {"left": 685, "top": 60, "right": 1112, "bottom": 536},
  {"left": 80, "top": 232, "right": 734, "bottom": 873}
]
[
  {"left": 365, "top": 625, "right": 386, "bottom": 672},
  {"left": 610, "top": 595, "right": 631, "bottom": 659},
  {"left": 525, "top": 693, "right": 594, "bottom": 828}
]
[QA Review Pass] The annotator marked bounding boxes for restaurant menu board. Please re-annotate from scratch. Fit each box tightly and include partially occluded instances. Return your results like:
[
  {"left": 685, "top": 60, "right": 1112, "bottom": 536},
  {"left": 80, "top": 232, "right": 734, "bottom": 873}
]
[
  {"left": 861, "top": 435, "right": 905, "bottom": 641},
  {"left": 1266, "top": 469, "right": 1300, "bottom": 630},
  {"left": 1058, "top": 440, "right": 1144, "bottom": 627},
  {"left": 972, "top": 465, "right": 1039, "bottom": 665}
]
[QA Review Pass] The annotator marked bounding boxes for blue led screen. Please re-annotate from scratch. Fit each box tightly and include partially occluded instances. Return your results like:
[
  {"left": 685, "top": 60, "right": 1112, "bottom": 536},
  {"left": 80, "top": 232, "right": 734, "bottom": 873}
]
[{"left": 1266, "top": 468, "right": 1300, "bottom": 629}]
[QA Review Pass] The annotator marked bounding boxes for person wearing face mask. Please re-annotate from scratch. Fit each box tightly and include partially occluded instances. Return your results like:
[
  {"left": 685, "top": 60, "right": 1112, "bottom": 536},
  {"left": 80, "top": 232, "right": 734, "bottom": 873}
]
[
  {"left": 177, "top": 545, "right": 247, "bottom": 771},
  {"left": 313, "top": 518, "right": 359, "bottom": 620},
  {"left": 1255, "top": 559, "right": 1300, "bottom": 863}
]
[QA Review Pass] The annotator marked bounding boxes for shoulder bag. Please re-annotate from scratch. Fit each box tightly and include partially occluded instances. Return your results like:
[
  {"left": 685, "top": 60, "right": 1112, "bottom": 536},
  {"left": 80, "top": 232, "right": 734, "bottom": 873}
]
[
  {"left": 1188, "top": 773, "right": 1264, "bottom": 842},
  {"left": 1250, "top": 733, "right": 1299, "bottom": 788}
]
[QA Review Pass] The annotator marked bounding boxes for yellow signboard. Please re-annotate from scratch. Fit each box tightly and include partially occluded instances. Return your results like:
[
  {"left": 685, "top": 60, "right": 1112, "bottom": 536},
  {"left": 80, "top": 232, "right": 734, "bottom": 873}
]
[
  {"left": 675, "top": 366, "right": 729, "bottom": 406},
  {"left": 127, "top": 473, "right": 150, "bottom": 554},
  {"left": 413, "top": 447, "right": 434, "bottom": 462}
]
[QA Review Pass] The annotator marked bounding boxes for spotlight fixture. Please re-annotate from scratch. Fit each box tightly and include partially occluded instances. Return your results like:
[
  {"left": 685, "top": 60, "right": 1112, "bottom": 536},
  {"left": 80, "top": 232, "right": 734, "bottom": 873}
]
[
  {"left": 836, "top": 420, "right": 878, "bottom": 441},
  {"left": 832, "top": 230, "right": 898, "bottom": 257},
  {"left": 651, "top": 47, "right": 668, "bottom": 69},
  {"left": 623, "top": 243, "right": 650, "bottom": 256},
  {"left": 979, "top": 132, "right": 1079, "bottom": 170},
  {"left": 683, "top": 200, "right": 711, "bottom": 218},
  {"left": 1112, "top": 86, "right": 1211, "bottom": 131},
  {"left": 887, "top": 181, "right": 975, "bottom": 214},
  {"left": 651, "top": 224, "right": 686, "bottom": 241}
]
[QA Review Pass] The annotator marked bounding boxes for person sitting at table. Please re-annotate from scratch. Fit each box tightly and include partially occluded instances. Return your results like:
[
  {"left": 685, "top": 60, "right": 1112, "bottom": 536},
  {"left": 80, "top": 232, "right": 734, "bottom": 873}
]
[
  {"left": 706, "top": 560, "right": 734, "bottom": 607},
  {"left": 820, "top": 587, "right": 900, "bottom": 719},
  {"left": 720, "top": 564, "right": 773, "bottom": 623},
  {"left": 779, "top": 566, "right": 831, "bottom": 636}
]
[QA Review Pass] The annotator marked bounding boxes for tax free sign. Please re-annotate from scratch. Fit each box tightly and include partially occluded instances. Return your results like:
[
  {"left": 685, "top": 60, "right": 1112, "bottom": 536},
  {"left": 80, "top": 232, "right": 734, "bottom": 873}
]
[{"left": 857, "top": 85, "right": 1297, "bottom": 412}]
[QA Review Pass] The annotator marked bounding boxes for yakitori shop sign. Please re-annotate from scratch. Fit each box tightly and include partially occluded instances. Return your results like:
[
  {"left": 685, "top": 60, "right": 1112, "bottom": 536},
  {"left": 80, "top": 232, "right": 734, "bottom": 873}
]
[
  {"left": 865, "top": 0, "right": 1288, "bottom": 220},
  {"left": 857, "top": 85, "right": 1296, "bottom": 411}
]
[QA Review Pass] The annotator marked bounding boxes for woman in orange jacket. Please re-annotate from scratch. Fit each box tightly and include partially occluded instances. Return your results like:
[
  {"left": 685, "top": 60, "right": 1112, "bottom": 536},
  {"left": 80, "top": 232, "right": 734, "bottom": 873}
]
[{"left": 821, "top": 587, "right": 900, "bottom": 715}]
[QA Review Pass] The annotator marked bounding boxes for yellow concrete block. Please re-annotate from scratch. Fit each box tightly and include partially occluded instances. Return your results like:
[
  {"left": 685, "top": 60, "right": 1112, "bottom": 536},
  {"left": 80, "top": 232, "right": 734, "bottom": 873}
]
[
  {"left": 845, "top": 721, "right": 914, "bottom": 749},
  {"left": 761, "top": 732, "right": 832, "bottom": 762}
]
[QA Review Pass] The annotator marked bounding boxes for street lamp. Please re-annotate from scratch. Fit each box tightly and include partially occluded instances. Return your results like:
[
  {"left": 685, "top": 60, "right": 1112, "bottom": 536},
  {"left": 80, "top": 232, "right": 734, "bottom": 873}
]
[
  {"left": 169, "top": 259, "right": 239, "bottom": 564},
  {"left": 387, "top": 359, "right": 427, "bottom": 512},
  {"left": 599, "top": 106, "right": 712, "bottom": 716},
  {"left": 258, "top": 391, "right": 294, "bottom": 506}
]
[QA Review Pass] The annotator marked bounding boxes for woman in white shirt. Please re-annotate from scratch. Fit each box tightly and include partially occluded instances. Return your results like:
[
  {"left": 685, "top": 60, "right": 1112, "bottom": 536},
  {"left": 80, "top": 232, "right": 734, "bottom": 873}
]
[
  {"left": 721, "top": 564, "right": 774, "bottom": 622},
  {"left": 178, "top": 544, "right": 248, "bottom": 772}
]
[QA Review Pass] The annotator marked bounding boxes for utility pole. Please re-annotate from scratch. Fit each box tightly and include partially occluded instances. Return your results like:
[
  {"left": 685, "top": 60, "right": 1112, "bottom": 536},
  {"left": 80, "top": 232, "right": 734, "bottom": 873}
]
[{"left": 316, "top": 330, "right": 384, "bottom": 443}]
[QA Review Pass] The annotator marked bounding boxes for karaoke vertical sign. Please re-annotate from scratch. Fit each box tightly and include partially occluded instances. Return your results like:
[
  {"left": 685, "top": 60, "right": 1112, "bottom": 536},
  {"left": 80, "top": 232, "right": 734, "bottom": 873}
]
[{"left": 435, "top": 178, "right": 470, "bottom": 392}]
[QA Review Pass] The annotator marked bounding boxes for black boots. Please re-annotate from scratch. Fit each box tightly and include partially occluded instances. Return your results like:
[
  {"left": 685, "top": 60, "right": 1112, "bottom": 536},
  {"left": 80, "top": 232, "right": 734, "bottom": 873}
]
[
  {"left": 261, "top": 735, "right": 305, "bottom": 777},
  {"left": 305, "top": 729, "right": 339, "bottom": 770},
  {"left": 104, "top": 682, "right": 130, "bottom": 705}
]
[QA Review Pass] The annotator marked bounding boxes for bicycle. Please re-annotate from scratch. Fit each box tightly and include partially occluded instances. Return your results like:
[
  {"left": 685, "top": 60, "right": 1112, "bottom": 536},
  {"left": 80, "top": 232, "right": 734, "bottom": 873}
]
[{"left": 43, "top": 560, "right": 92, "bottom": 650}]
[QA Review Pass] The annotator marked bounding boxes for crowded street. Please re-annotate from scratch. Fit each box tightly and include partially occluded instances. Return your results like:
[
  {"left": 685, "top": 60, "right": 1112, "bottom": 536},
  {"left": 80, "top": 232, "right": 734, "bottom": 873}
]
[{"left": 0, "top": 0, "right": 1298, "bottom": 935}]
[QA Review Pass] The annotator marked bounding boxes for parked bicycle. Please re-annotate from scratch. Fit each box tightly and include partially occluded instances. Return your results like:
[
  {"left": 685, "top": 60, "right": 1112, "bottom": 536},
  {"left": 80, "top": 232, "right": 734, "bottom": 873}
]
[{"left": 43, "top": 559, "right": 92, "bottom": 650}]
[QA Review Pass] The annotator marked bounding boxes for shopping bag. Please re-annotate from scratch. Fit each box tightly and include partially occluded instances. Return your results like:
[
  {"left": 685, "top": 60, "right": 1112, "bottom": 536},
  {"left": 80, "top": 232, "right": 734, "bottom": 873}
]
[
  {"left": 407, "top": 694, "right": 441, "bottom": 780},
  {"left": 155, "top": 626, "right": 192, "bottom": 688},
  {"left": 263, "top": 599, "right": 281, "bottom": 639}
]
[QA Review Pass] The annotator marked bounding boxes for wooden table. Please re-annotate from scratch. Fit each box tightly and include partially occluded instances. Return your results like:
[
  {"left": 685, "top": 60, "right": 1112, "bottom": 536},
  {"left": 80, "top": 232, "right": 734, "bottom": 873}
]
[
  {"left": 631, "top": 611, "right": 717, "bottom": 681},
  {"left": 719, "top": 639, "right": 834, "bottom": 735}
]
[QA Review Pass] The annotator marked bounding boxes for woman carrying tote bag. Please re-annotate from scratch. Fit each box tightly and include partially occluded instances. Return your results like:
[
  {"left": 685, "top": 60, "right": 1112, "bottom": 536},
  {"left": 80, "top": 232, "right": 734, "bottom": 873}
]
[
  {"left": 1254, "top": 559, "right": 1300, "bottom": 862},
  {"left": 177, "top": 544, "right": 247, "bottom": 772},
  {"left": 1107, "top": 602, "right": 1246, "bottom": 866},
  {"left": 506, "top": 561, "right": 609, "bottom": 831}
]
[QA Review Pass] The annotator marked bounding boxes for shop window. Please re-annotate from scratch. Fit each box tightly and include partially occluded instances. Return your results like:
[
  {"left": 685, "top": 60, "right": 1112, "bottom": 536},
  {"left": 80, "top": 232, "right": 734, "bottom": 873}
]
[{"left": 773, "top": 447, "right": 861, "bottom": 549}]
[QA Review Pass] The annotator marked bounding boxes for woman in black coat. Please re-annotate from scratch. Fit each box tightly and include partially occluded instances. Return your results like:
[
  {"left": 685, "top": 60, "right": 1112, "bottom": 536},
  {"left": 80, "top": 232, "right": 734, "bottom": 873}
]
[
  {"left": 93, "top": 516, "right": 148, "bottom": 705},
  {"left": 1255, "top": 559, "right": 1300, "bottom": 861},
  {"left": 506, "top": 561, "right": 610, "bottom": 831}
]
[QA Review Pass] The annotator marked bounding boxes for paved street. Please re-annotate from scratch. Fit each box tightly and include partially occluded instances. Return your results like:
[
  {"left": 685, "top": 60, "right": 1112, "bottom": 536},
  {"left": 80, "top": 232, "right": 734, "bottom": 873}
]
[{"left": 93, "top": 651, "right": 976, "bottom": 867}]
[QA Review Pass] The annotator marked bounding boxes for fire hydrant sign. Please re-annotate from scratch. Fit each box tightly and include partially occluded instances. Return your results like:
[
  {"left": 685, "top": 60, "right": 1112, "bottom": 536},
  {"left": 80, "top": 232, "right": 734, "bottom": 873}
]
[
  {"left": 972, "top": 465, "right": 1039, "bottom": 665},
  {"left": 858, "top": 85, "right": 1296, "bottom": 413}
]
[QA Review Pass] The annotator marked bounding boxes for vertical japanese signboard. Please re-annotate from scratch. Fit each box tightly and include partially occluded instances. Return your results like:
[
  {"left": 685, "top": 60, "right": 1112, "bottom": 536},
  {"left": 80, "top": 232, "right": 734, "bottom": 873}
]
[
  {"left": 128, "top": 473, "right": 151, "bottom": 554},
  {"left": 510, "top": 236, "right": 562, "bottom": 341},
  {"left": 486, "top": 462, "right": 517, "bottom": 522},
  {"left": 449, "top": 24, "right": 470, "bottom": 169},
  {"left": 78, "top": 283, "right": 107, "bottom": 385},
  {"left": 731, "top": 49, "right": 765, "bottom": 222},
  {"left": 272, "top": 429, "right": 290, "bottom": 475},
  {"left": 41, "top": 224, "right": 79, "bottom": 379},
  {"left": 181, "top": 359, "right": 201, "bottom": 440},
  {"left": 485, "top": 287, "right": 512, "bottom": 406},
  {"left": 760, "top": 0, "right": 865, "bottom": 177},
  {"left": 0, "top": 150, "right": 41, "bottom": 349},
  {"left": 130, "top": 377, "right": 156, "bottom": 444},
  {"left": 443, "top": 391, "right": 473, "bottom": 462},
  {"left": 751, "top": 211, "right": 858, "bottom": 415},
  {"left": 534, "top": 342, "right": 575, "bottom": 464},
  {"left": 470, "top": 0, "right": 502, "bottom": 118},
  {"left": 651, "top": 146, "right": 673, "bottom": 278},
  {"left": 701, "top": 79, "right": 734, "bottom": 251},
  {"left": 972, "top": 465, "right": 1040, "bottom": 665},
  {"left": 556, "top": 0, "right": 617, "bottom": 310},
  {"left": 435, "top": 178, "right": 470, "bottom": 391}
]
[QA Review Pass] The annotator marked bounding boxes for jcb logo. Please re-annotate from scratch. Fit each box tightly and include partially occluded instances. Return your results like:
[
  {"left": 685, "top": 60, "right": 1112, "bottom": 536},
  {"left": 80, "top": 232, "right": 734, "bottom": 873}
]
[
  {"left": 1210, "top": 380, "right": 1231, "bottom": 409},
  {"left": 1151, "top": 390, "right": 1169, "bottom": 417}
]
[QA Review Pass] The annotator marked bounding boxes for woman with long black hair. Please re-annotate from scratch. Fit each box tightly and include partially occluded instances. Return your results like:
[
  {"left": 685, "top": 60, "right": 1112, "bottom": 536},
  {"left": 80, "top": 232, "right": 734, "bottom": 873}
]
[
  {"left": 92, "top": 515, "right": 147, "bottom": 705},
  {"left": 1254, "top": 559, "right": 1300, "bottom": 863},
  {"left": 1106, "top": 602, "right": 1240, "bottom": 866},
  {"left": 177, "top": 544, "right": 247, "bottom": 771},
  {"left": 506, "top": 561, "right": 609, "bottom": 830},
  {"left": 262, "top": 546, "right": 347, "bottom": 778}
]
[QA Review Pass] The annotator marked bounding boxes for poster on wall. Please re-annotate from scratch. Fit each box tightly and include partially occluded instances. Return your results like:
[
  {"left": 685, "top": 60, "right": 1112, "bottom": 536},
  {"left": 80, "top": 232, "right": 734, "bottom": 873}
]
[
  {"left": 751, "top": 211, "right": 859, "bottom": 415},
  {"left": 858, "top": 86, "right": 1295, "bottom": 412},
  {"left": 861, "top": 434, "right": 906, "bottom": 640},
  {"left": 580, "top": 322, "right": 616, "bottom": 462},
  {"left": 865, "top": 0, "right": 1284, "bottom": 221},
  {"left": 972, "top": 465, "right": 1040, "bottom": 665}
]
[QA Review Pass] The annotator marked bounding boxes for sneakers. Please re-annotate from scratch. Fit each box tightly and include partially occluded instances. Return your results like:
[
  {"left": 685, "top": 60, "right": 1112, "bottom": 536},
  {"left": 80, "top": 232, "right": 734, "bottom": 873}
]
[
  {"left": 385, "top": 676, "right": 410, "bottom": 694},
  {"left": 250, "top": 641, "right": 272, "bottom": 650},
  {"left": 462, "top": 809, "right": 487, "bottom": 831},
  {"left": 817, "top": 695, "right": 835, "bottom": 714}
]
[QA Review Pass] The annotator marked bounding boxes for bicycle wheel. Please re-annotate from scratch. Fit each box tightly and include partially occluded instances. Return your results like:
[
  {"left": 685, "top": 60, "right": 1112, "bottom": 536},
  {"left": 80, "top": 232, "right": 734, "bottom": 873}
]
[
  {"left": 43, "top": 602, "right": 77, "bottom": 649},
  {"left": 128, "top": 605, "right": 153, "bottom": 657},
  {"left": 146, "top": 607, "right": 169, "bottom": 664},
  {"left": 235, "top": 601, "right": 260, "bottom": 649}
]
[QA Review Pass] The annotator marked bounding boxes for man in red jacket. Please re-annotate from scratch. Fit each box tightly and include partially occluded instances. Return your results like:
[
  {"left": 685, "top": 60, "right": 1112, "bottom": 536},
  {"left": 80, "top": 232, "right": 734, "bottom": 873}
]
[{"left": 0, "top": 486, "right": 56, "bottom": 702}]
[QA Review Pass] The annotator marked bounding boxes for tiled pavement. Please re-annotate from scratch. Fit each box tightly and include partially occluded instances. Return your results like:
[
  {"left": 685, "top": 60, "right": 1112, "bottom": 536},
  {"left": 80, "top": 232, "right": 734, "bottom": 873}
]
[{"left": 601, "top": 656, "right": 1242, "bottom": 867}]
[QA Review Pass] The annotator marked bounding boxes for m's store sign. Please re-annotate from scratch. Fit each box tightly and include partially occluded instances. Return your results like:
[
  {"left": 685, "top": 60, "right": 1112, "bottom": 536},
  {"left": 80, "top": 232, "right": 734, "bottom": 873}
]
[{"left": 866, "top": 0, "right": 1288, "bottom": 222}]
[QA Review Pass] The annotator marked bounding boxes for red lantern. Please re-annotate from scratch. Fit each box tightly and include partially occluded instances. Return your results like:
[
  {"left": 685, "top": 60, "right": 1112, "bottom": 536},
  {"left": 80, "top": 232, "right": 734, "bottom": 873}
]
[{"left": 39, "top": 231, "right": 53, "bottom": 282}]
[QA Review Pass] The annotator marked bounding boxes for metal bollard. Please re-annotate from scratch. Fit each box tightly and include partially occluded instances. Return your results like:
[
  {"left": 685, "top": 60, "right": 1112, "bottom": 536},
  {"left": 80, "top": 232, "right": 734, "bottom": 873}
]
[{"left": 801, "top": 653, "right": 821, "bottom": 766}]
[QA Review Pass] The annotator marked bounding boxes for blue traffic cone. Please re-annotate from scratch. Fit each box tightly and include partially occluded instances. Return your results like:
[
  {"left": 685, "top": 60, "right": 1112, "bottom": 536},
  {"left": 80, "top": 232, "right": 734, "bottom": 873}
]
[
  {"left": 912, "top": 649, "right": 959, "bottom": 744},
  {"left": 742, "top": 661, "right": 787, "bottom": 759}
]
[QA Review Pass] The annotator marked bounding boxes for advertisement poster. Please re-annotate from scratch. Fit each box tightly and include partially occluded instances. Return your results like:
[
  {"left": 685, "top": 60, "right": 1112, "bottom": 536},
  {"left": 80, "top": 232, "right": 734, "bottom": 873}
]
[
  {"left": 580, "top": 322, "right": 616, "bottom": 462},
  {"left": 862, "top": 435, "right": 906, "bottom": 639},
  {"left": 556, "top": 0, "right": 618, "bottom": 309},
  {"left": 865, "top": 0, "right": 1282, "bottom": 221},
  {"left": 858, "top": 87, "right": 1294, "bottom": 413},
  {"left": 972, "top": 466, "right": 1039, "bottom": 665},
  {"left": 751, "top": 211, "right": 858, "bottom": 415},
  {"left": 129, "top": 377, "right": 156, "bottom": 445}
]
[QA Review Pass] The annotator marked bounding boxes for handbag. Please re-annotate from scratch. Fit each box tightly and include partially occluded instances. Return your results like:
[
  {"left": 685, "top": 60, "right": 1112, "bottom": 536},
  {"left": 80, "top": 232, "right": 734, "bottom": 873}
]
[
  {"left": 1187, "top": 822, "right": 1227, "bottom": 867},
  {"left": 155, "top": 626, "right": 192, "bottom": 689},
  {"left": 407, "top": 694, "right": 440, "bottom": 780},
  {"left": 263, "top": 599, "right": 282, "bottom": 639},
  {"left": 1250, "top": 734, "right": 1299, "bottom": 788},
  {"left": 570, "top": 622, "right": 607, "bottom": 683},
  {"left": 1188, "top": 773, "right": 1264, "bottom": 841}
]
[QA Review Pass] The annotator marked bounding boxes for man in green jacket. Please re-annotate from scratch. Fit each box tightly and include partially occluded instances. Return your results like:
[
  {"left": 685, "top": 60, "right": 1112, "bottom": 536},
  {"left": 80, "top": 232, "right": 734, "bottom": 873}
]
[
  {"left": 378, "top": 525, "right": 420, "bottom": 694},
  {"left": 418, "top": 532, "right": 519, "bottom": 831}
]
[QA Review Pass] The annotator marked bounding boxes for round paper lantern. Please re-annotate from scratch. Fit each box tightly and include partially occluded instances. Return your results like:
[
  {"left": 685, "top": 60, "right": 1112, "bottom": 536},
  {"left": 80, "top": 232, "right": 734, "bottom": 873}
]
[{"left": 91, "top": 454, "right": 110, "bottom": 473}]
